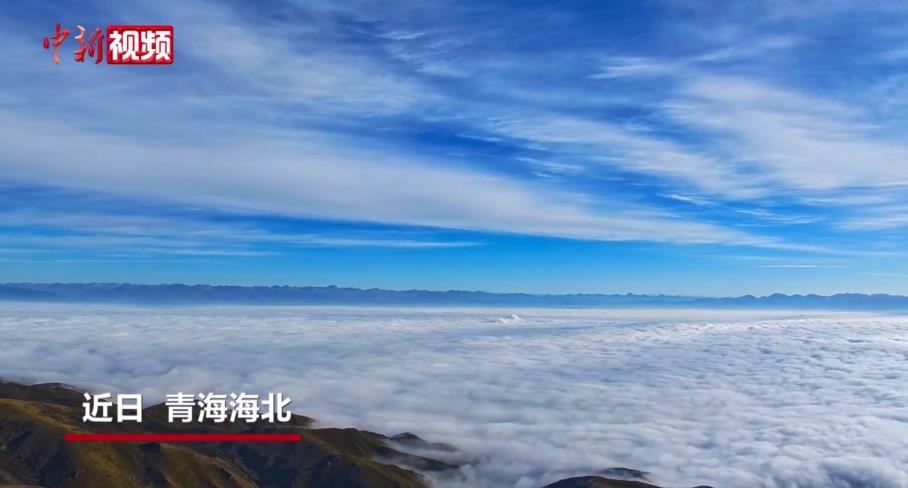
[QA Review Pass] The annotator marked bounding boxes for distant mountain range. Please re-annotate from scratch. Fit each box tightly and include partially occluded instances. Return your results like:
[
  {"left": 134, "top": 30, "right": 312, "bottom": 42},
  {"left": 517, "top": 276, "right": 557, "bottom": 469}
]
[{"left": 1, "top": 282, "right": 908, "bottom": 310}]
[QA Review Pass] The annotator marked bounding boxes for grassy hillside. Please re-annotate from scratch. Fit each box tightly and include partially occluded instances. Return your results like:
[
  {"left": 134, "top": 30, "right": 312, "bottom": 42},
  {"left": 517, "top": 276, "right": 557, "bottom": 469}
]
[
  {"left": 0, "top": 382, "right": 452, "bottom": 488},
  {"left": 0, "top": 381, "right": 712, "bottom": 488}
]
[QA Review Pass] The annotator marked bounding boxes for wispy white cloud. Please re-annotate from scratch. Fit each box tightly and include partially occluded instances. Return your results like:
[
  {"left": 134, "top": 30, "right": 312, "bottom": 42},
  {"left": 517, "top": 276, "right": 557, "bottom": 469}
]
[
  {"left": 590, "top": 36, "right": 796, "bottom": 80},
  {"left": 480, "top": 114, "right": 767, "bottom": 199},
  {"left": 0, "top": 107, "right": 777, "bottom": 247},
  {"left": 669, "top": 76, "right": 908, "bottom": 192},
  {"left": 6, "top": 0, "right": 908, "bottom": 261},
  {"left": 735, "top": 208, "right": 822, "bottom": 225},
  {"left": 0, "top": 0, "right": 804, "bottom": 252},
  {"left": 659, "top": 193, "right": 715, "bottom": 207},
  {"left": 837, "top": 206, "right": 908, "bottom": 231},
  {"left": 134, "top": 0, "right": 439, "bottom": 116},
  {"left": 759, "top": 264, "right": 844, "bottom": 269},
  {"left": 0, "top": 207, "right": 479, "bottom": 256},
  {"left": 590, "top": 57, "right": 683, "bottom": 80}
]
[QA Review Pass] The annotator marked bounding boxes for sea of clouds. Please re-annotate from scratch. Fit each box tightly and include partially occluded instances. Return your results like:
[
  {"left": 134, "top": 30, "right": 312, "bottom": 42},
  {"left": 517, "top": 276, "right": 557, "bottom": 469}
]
[{"left": 1, "top": 304, "right": 907, "bottom": 488}]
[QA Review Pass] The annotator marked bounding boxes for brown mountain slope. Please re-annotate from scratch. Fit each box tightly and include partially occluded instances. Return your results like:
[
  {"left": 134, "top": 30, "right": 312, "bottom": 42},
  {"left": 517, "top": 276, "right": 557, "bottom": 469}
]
[
  {"left": 0, "top": 381, "right": 713, "bottom": 488},
  {"left": 541, "top": 476, "right": 661, "bottom": 488},
  {"left": 0, "top": 382, "right": 452, "bottom": 488},
  {"left": 541, "top": 477, "right": 714, "bottom": 488}
]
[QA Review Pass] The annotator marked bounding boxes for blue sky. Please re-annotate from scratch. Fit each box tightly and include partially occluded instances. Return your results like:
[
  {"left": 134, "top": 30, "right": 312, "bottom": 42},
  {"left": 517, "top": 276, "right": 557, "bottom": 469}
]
[{"left": 3, "top": 0, "right": 908, "bottom": 295}]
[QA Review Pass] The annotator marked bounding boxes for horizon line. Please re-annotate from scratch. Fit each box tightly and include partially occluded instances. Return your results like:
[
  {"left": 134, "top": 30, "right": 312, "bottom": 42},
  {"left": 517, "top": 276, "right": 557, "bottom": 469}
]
[{"left": 4, "top": 281, "right": 908, "bottom": 301}]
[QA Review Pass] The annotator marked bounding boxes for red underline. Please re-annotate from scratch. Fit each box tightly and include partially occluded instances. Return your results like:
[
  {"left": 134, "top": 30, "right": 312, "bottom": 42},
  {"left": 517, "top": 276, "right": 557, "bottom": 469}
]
[{"left": 64, "top": 433, "right": 302, "bottom": 443}]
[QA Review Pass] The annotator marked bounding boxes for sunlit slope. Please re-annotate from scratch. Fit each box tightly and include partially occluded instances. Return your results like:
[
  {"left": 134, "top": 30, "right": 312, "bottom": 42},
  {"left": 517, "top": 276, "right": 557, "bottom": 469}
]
[{"left": 0, "top": 382, "right": 448, "bottom": 488}]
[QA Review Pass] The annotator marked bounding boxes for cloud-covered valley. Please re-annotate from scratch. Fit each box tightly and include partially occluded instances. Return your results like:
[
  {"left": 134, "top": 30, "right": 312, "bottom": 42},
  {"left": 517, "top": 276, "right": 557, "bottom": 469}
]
[{"left": 1, "top": 304, "right": 907, "bottom": 488}]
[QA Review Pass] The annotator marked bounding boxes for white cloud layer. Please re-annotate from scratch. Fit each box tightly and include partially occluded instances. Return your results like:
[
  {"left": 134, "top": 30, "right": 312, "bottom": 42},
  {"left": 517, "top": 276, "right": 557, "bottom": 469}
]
[{"left": 1, "top": 305, "right": 907, "bottom": 487}]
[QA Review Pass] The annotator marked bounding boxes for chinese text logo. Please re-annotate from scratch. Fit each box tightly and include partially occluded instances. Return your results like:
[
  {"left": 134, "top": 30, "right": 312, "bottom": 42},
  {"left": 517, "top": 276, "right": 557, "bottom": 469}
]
[
  {"left": 82, "top": 392, "right": 292, "bottom": 423},
  {"left": 43, "top": 23, "right": 173, "bottom": 65}
]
